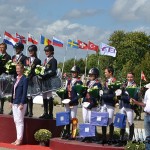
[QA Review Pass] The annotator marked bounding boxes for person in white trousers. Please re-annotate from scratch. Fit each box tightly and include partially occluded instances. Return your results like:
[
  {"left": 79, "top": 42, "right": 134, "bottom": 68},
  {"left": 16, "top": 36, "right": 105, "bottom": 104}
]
[{"left": 10, "top": 63, "right": 28, "bottom": 146}]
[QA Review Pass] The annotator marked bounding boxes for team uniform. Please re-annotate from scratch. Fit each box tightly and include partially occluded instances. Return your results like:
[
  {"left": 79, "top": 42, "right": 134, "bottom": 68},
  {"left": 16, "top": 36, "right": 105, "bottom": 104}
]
[
  {"left": 0, "top": 52, "right": 11, "bottom": 114},
  {"left": 9, "top": 43, "right": 27, "bottom": 115},
  {"left": 115, "top": 81, "right": 137, "bottom": 146},
  {"left": 81, "top": 67, "right": 101, "bottom": 142},
  {"left": 26, "top": 52, "right": 41, "bottom": 117},
  {"left": 99, "top": 77, "right": 116, "bottom": 144},
  {"left": 39, "top": 45, "right": 57, "bottom": 119}
]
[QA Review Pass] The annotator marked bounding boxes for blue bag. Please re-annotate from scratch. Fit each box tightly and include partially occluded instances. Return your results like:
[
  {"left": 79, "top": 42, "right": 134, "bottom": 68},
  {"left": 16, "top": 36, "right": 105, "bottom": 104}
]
[
  {"left": 91, "top": 112, "right": 109, "bottom": 126},
  {"left": 56, "top": 111, "right": 70, "bottom": 126},
  {"left": 114, "top": 113, "right": 126, "bottom": 129},
  {"left": 79, "top": 123, "right": 95, "bottom": 137}
]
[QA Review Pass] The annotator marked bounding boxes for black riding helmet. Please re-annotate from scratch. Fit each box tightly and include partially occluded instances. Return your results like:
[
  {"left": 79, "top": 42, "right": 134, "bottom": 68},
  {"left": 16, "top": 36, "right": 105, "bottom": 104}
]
[
  {"left": 88, "top": 67, "right": 99, "bottom": 77},
  {"left": 70, "top": 66, "right": 80, "bottom": 74},
  {"left": 44, "top": 45, "right": 54, "bottom": 51},
  {"left": 14, "top": 43, "right": 24, "bottom": 50},
  {"left": 28, "top": 45, "right": 37, "bottom": 52}
]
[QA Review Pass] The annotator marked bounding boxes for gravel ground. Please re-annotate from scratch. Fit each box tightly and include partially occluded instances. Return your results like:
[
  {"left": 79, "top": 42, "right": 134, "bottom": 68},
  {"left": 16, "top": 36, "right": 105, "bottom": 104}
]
[{"left": 3, "top": 96, "right": 144, "bottom": 130}]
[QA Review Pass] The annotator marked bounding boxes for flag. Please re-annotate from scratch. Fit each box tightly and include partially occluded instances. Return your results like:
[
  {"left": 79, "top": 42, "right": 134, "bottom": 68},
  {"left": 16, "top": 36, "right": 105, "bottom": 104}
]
[
  {"left": 100, "top": 43, "right": 117, "bottom": 57},
  {"left": 88, "top": 41, "right": 99, "bottom": 52},
  {"left": 78, "top": 40, "right": 88, "bottom": 50},
  {"left": 16, "top": 33, "right": 26, "bottom": 44},
  {"left": 141, "top": 71, "right": 146, "bottom": 81},
  {"left": 52, "top": 37, "right": 63, "bottom": 47},
  {"left": 28, "top": 33, "right": 38, "bottom": 45},
  {"left": 3, "top": 31, "right": 19, "bottom": 46},
  {"left": 68, "top": 39, "right": 78, "bottom": 49},
  {"left": 40, "top": 35, "right": 51, "bottom": 46}
]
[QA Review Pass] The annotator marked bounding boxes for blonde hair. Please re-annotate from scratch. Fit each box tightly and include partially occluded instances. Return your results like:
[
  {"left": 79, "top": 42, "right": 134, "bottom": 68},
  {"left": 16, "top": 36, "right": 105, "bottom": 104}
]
[{"left": 16, "top": 63, "right": 24, "bottom": 69}]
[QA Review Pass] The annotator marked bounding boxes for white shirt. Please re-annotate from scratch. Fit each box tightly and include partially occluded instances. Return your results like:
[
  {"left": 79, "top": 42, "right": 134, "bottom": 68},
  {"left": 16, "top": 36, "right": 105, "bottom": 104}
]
[{"left": 143, "top": 88, "right": 150, "bottom": 113}]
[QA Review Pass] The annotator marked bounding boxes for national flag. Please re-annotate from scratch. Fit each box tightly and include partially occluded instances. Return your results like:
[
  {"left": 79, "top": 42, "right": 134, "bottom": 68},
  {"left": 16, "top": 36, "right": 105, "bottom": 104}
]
[
  {"left": 78, "top": 40, "right": 88, "bottom": 50},
  {"left": 40, "top": 35, "right": 52, "bottom": 46},
  {"left": 141, "top": 71, "right": 147, "bottom": 81},
  {"left": 52, "top": 37, "right": 63, "bottom": 47},
  {"left": 88, "top": 41, "right": 99, "bottom": 52},
  {"left": 3, "top": 31, "right": 19, "bottom": 46},
  {"left": 16, "top": 33, "right": 26, "bottom": 44},
  {"left": 100, "top": 43, "right": 117, "bottom": 57},
  {"left": 28, "top": 33, "right": 38, "bottom": 45},
  {"left": 68, "top": 39, "right": 78, "bottom": 49}
]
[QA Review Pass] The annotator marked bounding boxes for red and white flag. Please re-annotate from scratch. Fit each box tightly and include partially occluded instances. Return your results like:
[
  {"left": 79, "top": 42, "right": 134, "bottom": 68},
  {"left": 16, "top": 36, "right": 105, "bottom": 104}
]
[
  {"left": 141, "top": 71, "right": 147, "bottom": 81},
  {"left": 28, "top": 33, "right": 38, "bottom": 45},
  {"left": 16, "top": 33, "right": 26, "bottom": 44},
  {"left": 78, "top": 40, "right": 88, "bottom": 50},
  {"left": 88, "top": 41, "right": 99, "bottom": 52}
]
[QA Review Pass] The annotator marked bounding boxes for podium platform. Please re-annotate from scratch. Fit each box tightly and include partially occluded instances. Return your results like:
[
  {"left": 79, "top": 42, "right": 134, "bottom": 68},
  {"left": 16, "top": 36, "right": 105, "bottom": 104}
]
[
  {"left": 50, "top": 138, "right": 124, "bottom": 150},
  {"left": 0, "top": 115, "right": 63, "bottom": 144}
]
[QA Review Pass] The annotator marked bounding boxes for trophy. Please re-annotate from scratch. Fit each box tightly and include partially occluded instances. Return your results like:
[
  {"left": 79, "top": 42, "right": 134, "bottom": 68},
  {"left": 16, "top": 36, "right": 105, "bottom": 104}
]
[{"left": 71, "top": 118, "right": 78, "bottom": 139}]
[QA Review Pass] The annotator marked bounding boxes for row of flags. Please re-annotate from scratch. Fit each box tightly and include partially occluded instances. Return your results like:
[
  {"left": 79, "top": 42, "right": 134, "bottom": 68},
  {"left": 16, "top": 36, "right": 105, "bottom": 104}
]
[{"left": 2, "top": 31, "right": 117, "bottom": 57}]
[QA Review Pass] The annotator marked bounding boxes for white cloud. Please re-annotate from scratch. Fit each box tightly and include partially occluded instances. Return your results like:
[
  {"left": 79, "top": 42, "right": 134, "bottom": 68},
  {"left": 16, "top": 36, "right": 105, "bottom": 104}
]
[
  {"left": 63, "top": 9, "right": 102, "bottom": 20},
  {"left": 112, "top": 0, "right": 150, "bottom": 22}
]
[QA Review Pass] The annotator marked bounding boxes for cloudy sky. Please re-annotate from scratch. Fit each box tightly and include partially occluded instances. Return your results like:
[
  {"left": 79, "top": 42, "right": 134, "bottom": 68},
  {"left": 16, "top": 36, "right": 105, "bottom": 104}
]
[{"left": 0, "top": 0, "right": 150, "bottom": 63}]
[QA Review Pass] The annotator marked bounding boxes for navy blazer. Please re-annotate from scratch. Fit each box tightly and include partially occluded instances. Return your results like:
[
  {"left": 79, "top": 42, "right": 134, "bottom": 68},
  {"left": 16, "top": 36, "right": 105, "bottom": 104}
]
[{"left": 11, "top": 75, "right": 28, "bottom": 104}]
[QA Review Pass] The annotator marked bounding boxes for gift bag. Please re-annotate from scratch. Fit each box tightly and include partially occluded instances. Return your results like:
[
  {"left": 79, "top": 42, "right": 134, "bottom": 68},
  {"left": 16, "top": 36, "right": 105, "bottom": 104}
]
[
  {"left": 90, "top": 112, "right": 109, "bottom": 126},
  {"left": 114, "top": 113, "right": 126, "bottom": 129},
  {"left": 79, "top": 123, "right": 95, "bottom": 137},
  {"left": 56, "top": 111, "right": 70, "bottom": 126}
]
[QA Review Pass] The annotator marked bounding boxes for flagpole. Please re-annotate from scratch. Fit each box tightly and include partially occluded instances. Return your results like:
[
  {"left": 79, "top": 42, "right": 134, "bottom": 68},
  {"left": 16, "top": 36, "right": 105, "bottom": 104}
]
[{"left": 62, "top": 45, "right": 67, "bottom": 78}]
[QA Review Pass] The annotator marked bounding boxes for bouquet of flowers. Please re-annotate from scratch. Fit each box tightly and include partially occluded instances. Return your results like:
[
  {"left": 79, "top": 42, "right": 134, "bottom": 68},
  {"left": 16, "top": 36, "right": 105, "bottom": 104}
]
[
  {"left": 126, "top": 86, "right": 138, "bottom": 98},
  {"left": 56, "top": 88, "right": 67, "bottom": 99},
  {"left": 35, "top": 65, "right": 45, "bottom": 75},
  {"left": 108, "top": 81, "right": 122, "bottom": 91},
  {"left": 24, "top": 66, "right": 31, "bottom": 77},
  {"left": 34, "top": 129, "right": 52, "bottom": 142},
  {"left": 5, "top": 60, "right": 16, "bottom": 74},
  {"left": 87, "top": 86, "right": 99, "bottom": 98},
  {"left": 74, "top": 84, "right": 87, "bottom": 97}
]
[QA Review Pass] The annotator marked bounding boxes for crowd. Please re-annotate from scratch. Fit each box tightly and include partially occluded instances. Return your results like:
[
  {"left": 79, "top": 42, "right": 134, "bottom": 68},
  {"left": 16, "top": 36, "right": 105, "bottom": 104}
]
[{"left": 0, "top": 42, "right": 149, "bottom": 148}]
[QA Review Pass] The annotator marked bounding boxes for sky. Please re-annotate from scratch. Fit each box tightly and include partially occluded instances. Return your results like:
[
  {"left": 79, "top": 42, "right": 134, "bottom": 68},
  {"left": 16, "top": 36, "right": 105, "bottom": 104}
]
[{"left": 0, "top": 0, "right": 150, "bottom": 63}]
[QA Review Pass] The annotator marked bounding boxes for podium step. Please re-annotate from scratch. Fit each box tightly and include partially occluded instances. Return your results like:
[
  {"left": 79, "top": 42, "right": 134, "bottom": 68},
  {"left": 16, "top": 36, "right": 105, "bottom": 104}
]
[{"left": 50, "top": 138, "right": 124, "bottom": 150}]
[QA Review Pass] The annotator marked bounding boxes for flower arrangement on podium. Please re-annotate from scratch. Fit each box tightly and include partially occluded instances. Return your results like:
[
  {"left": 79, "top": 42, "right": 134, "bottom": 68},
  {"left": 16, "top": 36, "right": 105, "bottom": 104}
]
[
  {"left": 34, "top": 129, "right": 52, "bottom": 146},
  {"left": 108, "top": 81, "right": 122, "bottom": 91},
  {"left": 24, "top": 66, "right": 31, "bottom": 77},
  {"left": 35, "top": 65, "right": 45, "bottom": 75},
  {"left": 74, "top": 84, "right": 87, "bottom": 97},
  {"left": 5, "top": 60, "right": 16, "bottom": 74},
  {"left": 87, "top": 86, "right": 99, "bottom": 98},
  {"left": 56, "top": 88, "right": 67, "bottom": 99}
]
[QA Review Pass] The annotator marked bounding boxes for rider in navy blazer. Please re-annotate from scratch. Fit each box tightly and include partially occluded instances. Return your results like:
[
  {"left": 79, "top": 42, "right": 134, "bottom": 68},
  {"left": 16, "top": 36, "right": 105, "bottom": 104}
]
[{"left": 11, "top": 75, "right": 28, "bottom": 105}]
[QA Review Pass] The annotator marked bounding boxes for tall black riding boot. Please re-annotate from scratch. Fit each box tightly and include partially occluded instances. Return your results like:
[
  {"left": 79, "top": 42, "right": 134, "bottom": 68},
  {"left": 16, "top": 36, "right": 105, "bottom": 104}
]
[
  {"left": 65, "top": 124, "right": 71, "bottom": 139},
  {"left": 108, "top": 123, "right": 114, "bottom": 145},
  {"left": 48, "top": 97, "right": 53, "bottom": 119},
  {"left": 0, "top": 98, "right": 5, "bottom": 114},
  {"left": 97, "top": 126, "right": 107, "bottom": 144},
  {"left": 114, "top": 128, "right": 125, "bottom": 147},
  {"left": 129, "top": 123, "right": 134, "bottom": 141},
  {"left": 25, "top": 98, "right": 29, "bottom": 116},
  {"left": 28, "top": 98, "right": 33, "bottom": 117},
  {"left": 39, "top": 99, "right": 49, "bottom": 119}
]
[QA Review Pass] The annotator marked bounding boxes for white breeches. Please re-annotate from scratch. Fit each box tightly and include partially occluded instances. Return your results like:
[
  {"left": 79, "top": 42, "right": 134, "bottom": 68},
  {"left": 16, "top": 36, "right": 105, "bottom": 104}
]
[{"left": 12, "top": 104, "right": 27, "bottom": 141}]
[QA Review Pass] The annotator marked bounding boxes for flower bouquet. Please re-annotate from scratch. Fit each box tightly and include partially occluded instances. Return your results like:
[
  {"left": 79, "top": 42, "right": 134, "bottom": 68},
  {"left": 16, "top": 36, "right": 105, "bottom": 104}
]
[
  {"left": 24, "top": 66, "right": 31, "bottom": 77},
  {"left": 126, "top": 86, "right": 138, "bottom": 98},
  {"left": 87, "top": 86, "right": 99, "bottom": 98},
  {"left": 108, "top": 81, "right": 122, "bottom": 91},
  {"left": 34, "top": 129, "right": 52, "bottom": 143},
  {"left": 56, "top": 88, "right": 67, "bottom": 99},
  {"left": 74, "top": 84, "right": 87, "bottom": 97},
  {"left": 35, "top": 65, "right": 45, "bottom": 75},
  {"left": 5, "top": 60, "right": 16, "bottom": 74}
]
